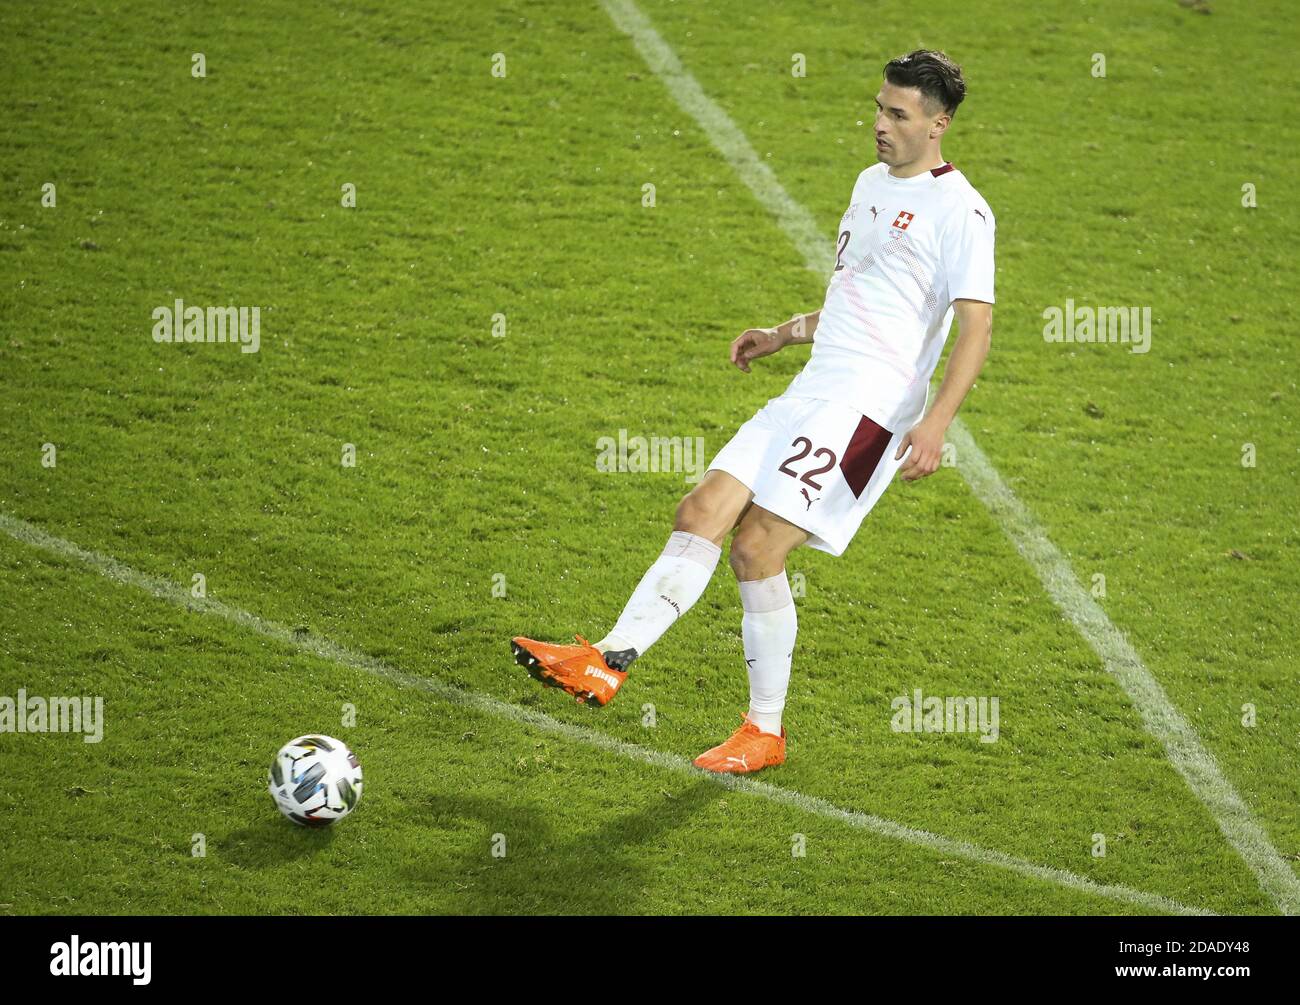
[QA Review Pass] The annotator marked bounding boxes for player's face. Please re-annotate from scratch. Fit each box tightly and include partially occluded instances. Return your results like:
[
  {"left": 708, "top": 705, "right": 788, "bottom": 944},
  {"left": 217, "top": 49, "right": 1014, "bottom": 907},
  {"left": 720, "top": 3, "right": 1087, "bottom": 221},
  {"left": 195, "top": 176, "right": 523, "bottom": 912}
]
[{"left": 873, "top": 82, "right": 946, "bottom": 168}]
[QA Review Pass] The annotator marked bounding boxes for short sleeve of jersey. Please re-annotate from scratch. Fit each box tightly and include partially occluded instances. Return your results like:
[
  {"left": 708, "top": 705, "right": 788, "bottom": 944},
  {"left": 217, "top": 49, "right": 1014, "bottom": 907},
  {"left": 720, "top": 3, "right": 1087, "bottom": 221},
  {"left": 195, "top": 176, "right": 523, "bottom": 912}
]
[{"left": 942, "top": 200, "right": 996, "bottom": 304}]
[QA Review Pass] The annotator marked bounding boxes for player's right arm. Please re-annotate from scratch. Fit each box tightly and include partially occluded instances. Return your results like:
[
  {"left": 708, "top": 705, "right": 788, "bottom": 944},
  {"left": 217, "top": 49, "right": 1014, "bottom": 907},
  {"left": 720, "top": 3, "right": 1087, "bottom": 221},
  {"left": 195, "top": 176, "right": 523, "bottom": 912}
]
[{"left": 729, "top": 310, "right": 820, "bottom": 373}]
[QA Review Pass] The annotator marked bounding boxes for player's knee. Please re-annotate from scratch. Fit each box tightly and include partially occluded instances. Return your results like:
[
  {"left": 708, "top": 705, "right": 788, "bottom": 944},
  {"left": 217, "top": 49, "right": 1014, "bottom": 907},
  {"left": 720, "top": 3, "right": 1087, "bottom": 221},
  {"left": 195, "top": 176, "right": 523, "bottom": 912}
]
[
  {"left": 729, "top": 525, "right": 778, "bottom": 579},
  {"left": 674, "top": 488, "right": 722, "bottom": 541}
]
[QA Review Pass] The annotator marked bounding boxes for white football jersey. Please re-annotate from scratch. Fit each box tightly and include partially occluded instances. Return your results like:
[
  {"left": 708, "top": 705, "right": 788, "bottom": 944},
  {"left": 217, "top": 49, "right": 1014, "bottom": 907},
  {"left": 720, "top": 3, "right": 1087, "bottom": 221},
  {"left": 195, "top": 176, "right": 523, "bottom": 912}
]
[{"left": 783, "top": 161, "right": 995, "bottom": 432}]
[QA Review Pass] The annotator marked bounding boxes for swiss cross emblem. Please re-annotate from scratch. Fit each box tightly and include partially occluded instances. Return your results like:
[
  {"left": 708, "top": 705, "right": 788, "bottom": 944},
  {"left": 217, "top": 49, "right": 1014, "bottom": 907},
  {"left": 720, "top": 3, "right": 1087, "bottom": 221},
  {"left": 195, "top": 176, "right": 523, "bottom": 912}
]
[{"left": 892, "top": 210, "right": 915, "bottom": 230}]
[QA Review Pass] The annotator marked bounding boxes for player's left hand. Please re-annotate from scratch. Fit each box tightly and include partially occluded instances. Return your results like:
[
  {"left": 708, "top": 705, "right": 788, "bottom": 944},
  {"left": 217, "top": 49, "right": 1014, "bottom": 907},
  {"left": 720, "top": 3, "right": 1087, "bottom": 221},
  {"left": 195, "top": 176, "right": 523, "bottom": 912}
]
[{"left": 895, "top": 416, "right": 946, "bottom": 481}]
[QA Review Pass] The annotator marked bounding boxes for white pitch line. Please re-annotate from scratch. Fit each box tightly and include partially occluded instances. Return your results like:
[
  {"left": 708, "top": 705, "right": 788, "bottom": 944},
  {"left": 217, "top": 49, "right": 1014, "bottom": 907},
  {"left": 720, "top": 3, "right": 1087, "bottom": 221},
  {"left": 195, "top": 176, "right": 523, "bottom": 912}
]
[
  {"left": 598, "top": 0, "right": 1300, "bottom": 916},
  {"left": 1, "top": 510, "right": 1210, "bottom": 916}
]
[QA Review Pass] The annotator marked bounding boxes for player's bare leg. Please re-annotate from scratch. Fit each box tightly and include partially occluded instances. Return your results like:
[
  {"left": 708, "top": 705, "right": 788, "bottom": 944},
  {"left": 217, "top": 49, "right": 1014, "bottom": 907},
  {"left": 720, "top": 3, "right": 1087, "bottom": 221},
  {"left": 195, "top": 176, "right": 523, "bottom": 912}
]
[
  {"left": 694, "top": 505, "right": 807, "bottom": 773},
  {"left": 510, "top": 470, "right": 753, "bottom": 703},
  {"left": 672, "top": 469, "right": 754, "bottom": 545},
  {"left": 726, "top": 504, "right": 808, "bottom": 581}
]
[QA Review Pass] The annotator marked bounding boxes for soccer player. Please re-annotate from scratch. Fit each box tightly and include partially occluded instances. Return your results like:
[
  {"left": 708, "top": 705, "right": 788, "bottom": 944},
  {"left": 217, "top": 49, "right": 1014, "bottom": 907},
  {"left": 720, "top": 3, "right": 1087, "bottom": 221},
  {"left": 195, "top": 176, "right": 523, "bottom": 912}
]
[{"left": 511, "top": 50, "right": 995, "bottom": 774}]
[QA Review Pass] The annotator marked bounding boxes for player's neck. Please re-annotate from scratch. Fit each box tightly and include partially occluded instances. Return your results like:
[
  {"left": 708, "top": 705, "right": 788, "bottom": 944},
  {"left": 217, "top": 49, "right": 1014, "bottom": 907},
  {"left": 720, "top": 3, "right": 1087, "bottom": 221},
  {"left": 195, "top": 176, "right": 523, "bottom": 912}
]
[{"left": 887, "top": 150, "right": 947, "bottom": 179}]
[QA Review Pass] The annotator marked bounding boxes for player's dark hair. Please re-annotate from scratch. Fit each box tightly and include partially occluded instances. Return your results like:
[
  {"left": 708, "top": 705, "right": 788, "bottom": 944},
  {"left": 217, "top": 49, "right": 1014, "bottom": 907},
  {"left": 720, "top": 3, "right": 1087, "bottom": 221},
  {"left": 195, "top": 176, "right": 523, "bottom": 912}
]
[{"left": 883, "top": 50, "right": 966, "bottom": 116}]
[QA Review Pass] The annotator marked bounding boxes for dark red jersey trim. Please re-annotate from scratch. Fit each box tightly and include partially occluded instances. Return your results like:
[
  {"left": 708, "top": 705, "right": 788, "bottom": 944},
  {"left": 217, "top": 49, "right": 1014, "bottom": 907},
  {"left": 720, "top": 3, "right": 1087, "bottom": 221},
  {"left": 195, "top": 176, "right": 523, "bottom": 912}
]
[
  {"left": 839, "top": 414, "right": 893, "bottom": 499},
  {"left": 930, "top": 162, "right": 955, "bottom": 177}
]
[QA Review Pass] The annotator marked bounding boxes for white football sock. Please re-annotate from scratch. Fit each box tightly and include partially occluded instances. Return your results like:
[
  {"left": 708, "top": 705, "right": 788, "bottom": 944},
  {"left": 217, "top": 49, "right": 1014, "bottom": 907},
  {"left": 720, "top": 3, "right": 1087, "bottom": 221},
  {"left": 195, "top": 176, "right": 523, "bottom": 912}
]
[
  {"left": 739, "top": 572, "right": 796, "bottom": 736},
  {"left": 595, "top": 531, "right": 722, "bottom": 656}
]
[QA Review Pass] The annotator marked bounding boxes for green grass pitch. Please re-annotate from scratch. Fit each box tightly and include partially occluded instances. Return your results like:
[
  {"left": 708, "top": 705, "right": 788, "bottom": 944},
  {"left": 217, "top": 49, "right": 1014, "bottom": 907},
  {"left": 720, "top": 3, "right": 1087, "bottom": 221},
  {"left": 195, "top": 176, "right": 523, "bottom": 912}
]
[{"left": 0, "top": 0, "right": 1296, "bottom": 915}]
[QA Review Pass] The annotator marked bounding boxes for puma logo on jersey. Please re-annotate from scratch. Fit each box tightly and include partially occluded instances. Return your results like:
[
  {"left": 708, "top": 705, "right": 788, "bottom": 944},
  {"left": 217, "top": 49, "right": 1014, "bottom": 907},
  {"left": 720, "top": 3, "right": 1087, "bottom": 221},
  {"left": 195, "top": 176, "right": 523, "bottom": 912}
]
[
  {"left": 869, "top": 205, "right": 881, "bottom": 221},
  {"left": 800, "top": 487, "right": 819, "bottom": 510},
  {"left": 974, "top": 208, "right": 987, "bottom": 224},
  {"left": 584, "top": 665, "right": 619, "bottom": 688}
]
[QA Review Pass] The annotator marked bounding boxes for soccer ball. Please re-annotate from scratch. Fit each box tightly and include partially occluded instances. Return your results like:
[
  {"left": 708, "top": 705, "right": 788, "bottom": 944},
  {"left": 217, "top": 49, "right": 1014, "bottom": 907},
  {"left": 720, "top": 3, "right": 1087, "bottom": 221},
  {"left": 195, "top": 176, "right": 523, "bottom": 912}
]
[{"left": 267, "top": 734, "right": 363, "bottom": 827}]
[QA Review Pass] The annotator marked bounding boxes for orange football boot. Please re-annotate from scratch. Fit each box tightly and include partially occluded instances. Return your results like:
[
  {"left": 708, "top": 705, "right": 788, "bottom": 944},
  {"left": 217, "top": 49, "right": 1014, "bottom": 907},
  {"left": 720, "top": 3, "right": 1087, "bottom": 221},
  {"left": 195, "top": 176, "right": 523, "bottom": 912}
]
[
  {"left": 693, "top": 714, "right": 786, "bottom": 774},
  {"left": 510, "top": 634, "right": 627, "bottom": 705}
]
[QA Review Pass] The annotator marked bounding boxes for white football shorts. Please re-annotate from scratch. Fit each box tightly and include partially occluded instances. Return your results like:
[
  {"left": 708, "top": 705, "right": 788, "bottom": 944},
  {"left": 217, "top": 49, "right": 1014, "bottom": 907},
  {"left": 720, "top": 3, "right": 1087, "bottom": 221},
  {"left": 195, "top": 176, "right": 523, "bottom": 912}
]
[{"left": 706, "top": 394, "right": 908, "bottom": 557}]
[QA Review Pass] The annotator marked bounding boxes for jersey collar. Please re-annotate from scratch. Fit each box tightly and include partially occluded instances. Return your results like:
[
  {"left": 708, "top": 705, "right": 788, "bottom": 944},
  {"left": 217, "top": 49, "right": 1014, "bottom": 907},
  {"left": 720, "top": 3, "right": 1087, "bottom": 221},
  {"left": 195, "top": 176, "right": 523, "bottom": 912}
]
[{"left": 882, "top": 161, "right": 954, "bottom": 185}]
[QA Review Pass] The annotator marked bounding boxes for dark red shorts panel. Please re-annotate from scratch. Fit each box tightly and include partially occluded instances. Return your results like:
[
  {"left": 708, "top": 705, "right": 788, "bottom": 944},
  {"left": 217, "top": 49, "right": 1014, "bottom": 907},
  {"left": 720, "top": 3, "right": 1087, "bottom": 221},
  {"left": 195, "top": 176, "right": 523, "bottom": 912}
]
[{"left": 839, "top": 414, "right": 893, "bottom": 499}]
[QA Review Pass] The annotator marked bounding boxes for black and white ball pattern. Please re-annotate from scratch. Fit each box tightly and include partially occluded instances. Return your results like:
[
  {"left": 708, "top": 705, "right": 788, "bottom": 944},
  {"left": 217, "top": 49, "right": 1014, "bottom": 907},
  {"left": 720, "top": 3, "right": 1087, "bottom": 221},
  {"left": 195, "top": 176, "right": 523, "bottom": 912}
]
[{"left": 268, "top": 734, "right": 363, "bottom": 826}]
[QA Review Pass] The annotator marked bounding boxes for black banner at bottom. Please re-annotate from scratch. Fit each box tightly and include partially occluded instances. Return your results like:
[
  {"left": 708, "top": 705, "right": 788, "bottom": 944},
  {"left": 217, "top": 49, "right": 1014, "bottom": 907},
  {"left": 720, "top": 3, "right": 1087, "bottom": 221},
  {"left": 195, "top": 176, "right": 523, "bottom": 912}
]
[{"left": 0, "top": 914, "right": 1283, "bottom": 988}]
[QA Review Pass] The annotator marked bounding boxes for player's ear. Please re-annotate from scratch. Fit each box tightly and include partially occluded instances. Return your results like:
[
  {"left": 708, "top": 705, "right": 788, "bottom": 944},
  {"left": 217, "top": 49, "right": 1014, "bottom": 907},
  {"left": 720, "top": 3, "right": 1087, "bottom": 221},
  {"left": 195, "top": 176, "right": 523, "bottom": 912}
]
[{"left": 930, "top": 113, "right": 952, "bottom": 140}]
